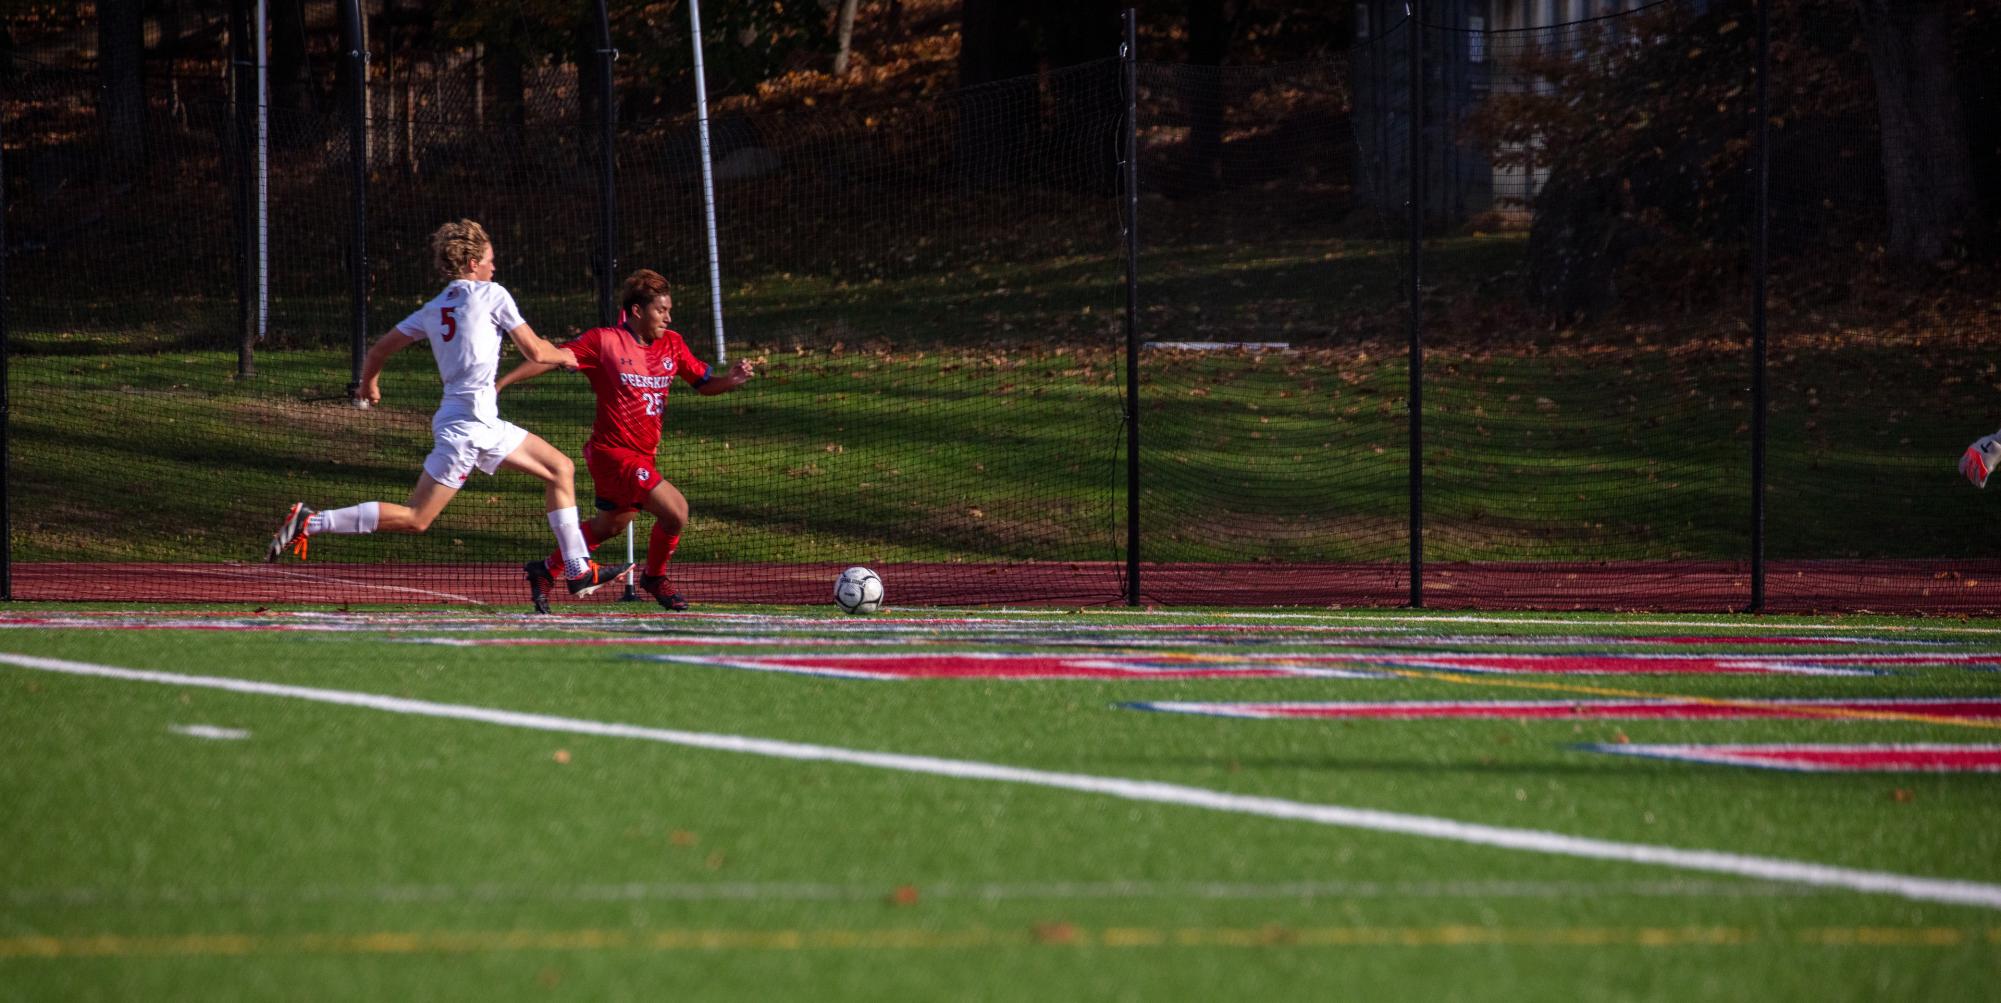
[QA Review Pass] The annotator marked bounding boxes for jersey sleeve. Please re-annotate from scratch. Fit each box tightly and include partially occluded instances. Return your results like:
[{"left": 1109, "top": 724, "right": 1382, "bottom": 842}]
[
  {"left": 673, "top": 335, "right": 713, "bottom": 387},
  {"left": 565, "top": 328, "right": 604, "bottom": 371},
  {"left": 489, "top": 285, "right": 526, "bottom": 334},
  {"left": 394, "top": 304, "right": 432, "bottom": 342}
]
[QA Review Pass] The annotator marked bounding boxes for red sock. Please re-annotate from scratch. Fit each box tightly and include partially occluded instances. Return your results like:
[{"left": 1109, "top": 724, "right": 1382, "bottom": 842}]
[
  {"left": 645, "top": 526, "right": 680, "bottom": 578},
  {"left": 546, "top": 522, "right": 609, "bottom": 575}
]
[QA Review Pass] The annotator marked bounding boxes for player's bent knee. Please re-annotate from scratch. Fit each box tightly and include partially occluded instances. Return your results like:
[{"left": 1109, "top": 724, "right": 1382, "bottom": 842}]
[{"left": 540, "top": 454, "right": 574, "bottom": 485}]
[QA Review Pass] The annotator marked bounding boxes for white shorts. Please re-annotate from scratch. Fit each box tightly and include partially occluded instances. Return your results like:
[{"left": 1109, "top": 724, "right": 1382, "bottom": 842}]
[{"left": 422, "top": 417, "right": 531, "bottom": 488}]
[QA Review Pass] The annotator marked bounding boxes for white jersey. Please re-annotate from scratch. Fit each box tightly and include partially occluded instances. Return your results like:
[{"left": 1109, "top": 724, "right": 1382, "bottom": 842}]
[{"left": 395, "top": 280, "right": 526, "bottom": 427}]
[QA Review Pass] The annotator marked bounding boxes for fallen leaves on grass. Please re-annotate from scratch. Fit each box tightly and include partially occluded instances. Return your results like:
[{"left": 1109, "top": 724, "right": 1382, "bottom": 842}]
[{"left": 1032, "top": 922, "right": 1079, "bottom": 945}]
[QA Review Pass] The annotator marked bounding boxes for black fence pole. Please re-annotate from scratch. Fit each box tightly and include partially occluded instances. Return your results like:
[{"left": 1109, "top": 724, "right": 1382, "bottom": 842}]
[
  {"left": 1, "top": 106, "right": 10, "bottom": 601},
  {"left": 1406, "top": 2, "right": 1425, "bottom": 609},
  {"left": 231, "top": 0, "right": 256, "bottom": 377},
  {"left": 1748, "top": 0, "right": 1771, "bottom": 612},
  {"left": 1121, "top": 9, "right": 1141, "bottom": 607},
  {"left": 590, "top": 0, "right": 639, "bottom": 601},
  {"left": 341, "top": 0, "right": 368, "bottom": 401},
  {"left": 591, "top": 0, "right": 618, "bottom": 327}
]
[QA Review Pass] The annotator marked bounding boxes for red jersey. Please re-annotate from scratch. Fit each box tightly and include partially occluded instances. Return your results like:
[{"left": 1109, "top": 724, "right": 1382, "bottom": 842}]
[{"left": 563, "top": 325, "right": 711, "bottom": 456}]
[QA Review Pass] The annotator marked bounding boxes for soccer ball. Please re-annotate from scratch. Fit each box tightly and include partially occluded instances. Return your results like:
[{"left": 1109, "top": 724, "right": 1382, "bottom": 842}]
[{"left": 833, "top": 566, "right": 884, "bottom": 614}]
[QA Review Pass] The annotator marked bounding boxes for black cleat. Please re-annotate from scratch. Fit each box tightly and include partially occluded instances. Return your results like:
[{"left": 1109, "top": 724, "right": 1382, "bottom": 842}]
[
  {"left": 565, "top": 561, "right": 633, "bottom": 598},
  {"left": 524, "top": 559, "right": 554, "bottom": 615},
  {"left": 640, "top": 573, "right": 689, "bottom": 611}
]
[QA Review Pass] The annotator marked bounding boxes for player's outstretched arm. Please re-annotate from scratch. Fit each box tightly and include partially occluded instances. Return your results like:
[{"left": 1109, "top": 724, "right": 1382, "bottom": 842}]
[
  {"left": 355, "top": 329, "right": 417, "bottom": 405},
  {"left": 697, "top": 358, "right": 757, "bottom": 397},
  {"left": 505, "top": 322, "right": 577, "bottom": 369},
  {"left": 497, "top": 359, "right": 562, "bottom": 392}
]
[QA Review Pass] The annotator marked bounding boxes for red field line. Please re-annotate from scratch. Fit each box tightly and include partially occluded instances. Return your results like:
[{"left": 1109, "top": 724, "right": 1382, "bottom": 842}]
[
  {"left": 1130, "top": 698, "right": 2001, "bottom": 721},
  {"left": 10, "top": 560, "right": 2001, "bottom": 613},
  {"left": 1584, "top": 744, "right": 2001, "bottom": 773}
]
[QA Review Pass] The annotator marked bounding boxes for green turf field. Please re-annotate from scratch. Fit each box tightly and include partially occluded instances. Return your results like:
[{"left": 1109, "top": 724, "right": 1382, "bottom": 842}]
[
  {"left": 13, "top": 333, "right": 1996, "bottom": 566},
  {"left": 3, "top": 604, "right": 1999, "bottom": 1000},
  {"left": 16, "top": 229, "right": 2000, "bottom": 570}
]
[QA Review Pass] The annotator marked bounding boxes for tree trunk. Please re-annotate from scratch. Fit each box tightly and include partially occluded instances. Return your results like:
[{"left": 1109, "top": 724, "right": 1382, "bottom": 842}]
[
  {"left": 576, "top": 14, "right": 609, "bottom": 168},
  {"left": 97, "top": 0, "right": 146, "bottom": 172},
  {"left": 269, "top": 0, "right": 311, "bottom": 115},
  {"left": 485, "top": 43, "right": 526, "bottom": 152},
  {"left": 833, "top": 0, "right": 859, "bottom": 76},
  {"left": 956, "top": 0, "right": 1039, "bottom": 183},
  {"left": 1040, "top": 0, "right": 1122, "bottom": 192},
  {"left": 958, "top": 0, "right": 1035, "bottom": 88},
  {"left": 1182, "top": 0, "right": 1232, "bottom": 195},
  {"left": 1855, "top": 0, "right": 1977, "bottom": 260}
]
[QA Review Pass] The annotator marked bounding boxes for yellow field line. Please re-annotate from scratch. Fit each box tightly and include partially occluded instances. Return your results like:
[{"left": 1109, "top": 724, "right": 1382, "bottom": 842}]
[{"left": 2, "top": 925, "right": 1992, "bottom": 958}]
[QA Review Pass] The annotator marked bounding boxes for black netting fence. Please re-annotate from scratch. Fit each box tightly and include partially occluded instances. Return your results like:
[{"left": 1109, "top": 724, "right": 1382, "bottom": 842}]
[
  {"left": 1133, "top": 51, "right": 1410, "bottom": 605},
  {"left": 1416, "top": 2, "right": 1757, "bottom": 607},
  {"left": 6, "top": 0, "right": 2000, "bottom": 611}
]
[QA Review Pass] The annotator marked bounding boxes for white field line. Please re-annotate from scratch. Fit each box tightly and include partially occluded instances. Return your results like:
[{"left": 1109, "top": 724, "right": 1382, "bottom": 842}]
[
  {"left": 6, "top": 878, "right": 1820, "bottom": 909},
  {"left": 180, "top": 565, "right": 485, "bottom": 604},
  {"left": 6, "top": 652, "right": 2001, "bottom": 911},
  {"left": 167, "top": 724, "right": 250, "bottom": 741}
]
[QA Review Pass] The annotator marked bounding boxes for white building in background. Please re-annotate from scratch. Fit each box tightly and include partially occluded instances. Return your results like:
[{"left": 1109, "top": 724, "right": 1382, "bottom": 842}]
[{"left": 1351, "top": 0, "right": 1690, "bottom": 221}]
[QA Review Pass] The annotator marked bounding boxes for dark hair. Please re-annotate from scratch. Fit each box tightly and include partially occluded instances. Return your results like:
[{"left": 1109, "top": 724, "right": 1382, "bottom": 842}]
[{"left": 621, "top": 269, "right": 671, "bottom": 314}]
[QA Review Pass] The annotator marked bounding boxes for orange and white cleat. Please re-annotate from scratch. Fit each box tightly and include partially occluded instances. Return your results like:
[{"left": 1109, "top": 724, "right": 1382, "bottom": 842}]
[
  {"left": 564, "top": 561, "right": 633, "bottom": 598},
  {"left": 267, "top": 503, "right": 315, "bottom": 562}
]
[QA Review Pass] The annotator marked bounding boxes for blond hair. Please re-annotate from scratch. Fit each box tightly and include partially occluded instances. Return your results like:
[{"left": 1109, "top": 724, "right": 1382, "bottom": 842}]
[{"left": 429, "top": 219, "right": 491, "bottom": 280}]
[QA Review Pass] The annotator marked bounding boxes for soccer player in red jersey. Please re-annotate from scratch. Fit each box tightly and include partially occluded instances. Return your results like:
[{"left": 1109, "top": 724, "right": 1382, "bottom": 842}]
[{"left": 497, "top": 269, "right": 754, "bottom": 612}]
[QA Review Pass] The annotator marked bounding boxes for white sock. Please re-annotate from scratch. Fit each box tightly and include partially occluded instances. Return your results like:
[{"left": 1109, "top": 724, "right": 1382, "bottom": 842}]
[
  {"left": 549, "top": 507, "right": 590, "bottom": 577},
  {"left": 307, "top": 502, "right": 379, "bottom": 535}
]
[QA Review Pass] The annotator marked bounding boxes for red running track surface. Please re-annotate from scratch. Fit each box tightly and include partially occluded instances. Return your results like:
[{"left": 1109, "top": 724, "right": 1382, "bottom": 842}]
[{"left": 11, "top": 560, "right": 2001, "bottom": 613}]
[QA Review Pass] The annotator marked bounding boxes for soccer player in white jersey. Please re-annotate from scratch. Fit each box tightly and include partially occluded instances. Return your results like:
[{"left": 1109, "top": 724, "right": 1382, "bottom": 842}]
[{"left": 265, "top": 219, "right": 630, "bottom": 597}]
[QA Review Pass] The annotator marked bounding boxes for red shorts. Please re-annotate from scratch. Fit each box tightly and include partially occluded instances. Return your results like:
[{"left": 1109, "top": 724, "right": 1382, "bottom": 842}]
[{"left": 583, "top": 443, "right": 664, "bottom": 513}]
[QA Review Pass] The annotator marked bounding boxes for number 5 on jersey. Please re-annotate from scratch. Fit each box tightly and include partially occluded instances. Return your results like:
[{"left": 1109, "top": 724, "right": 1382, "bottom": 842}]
[{"left": 440, "top": 305, "right": 458, "bottom": 342}]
